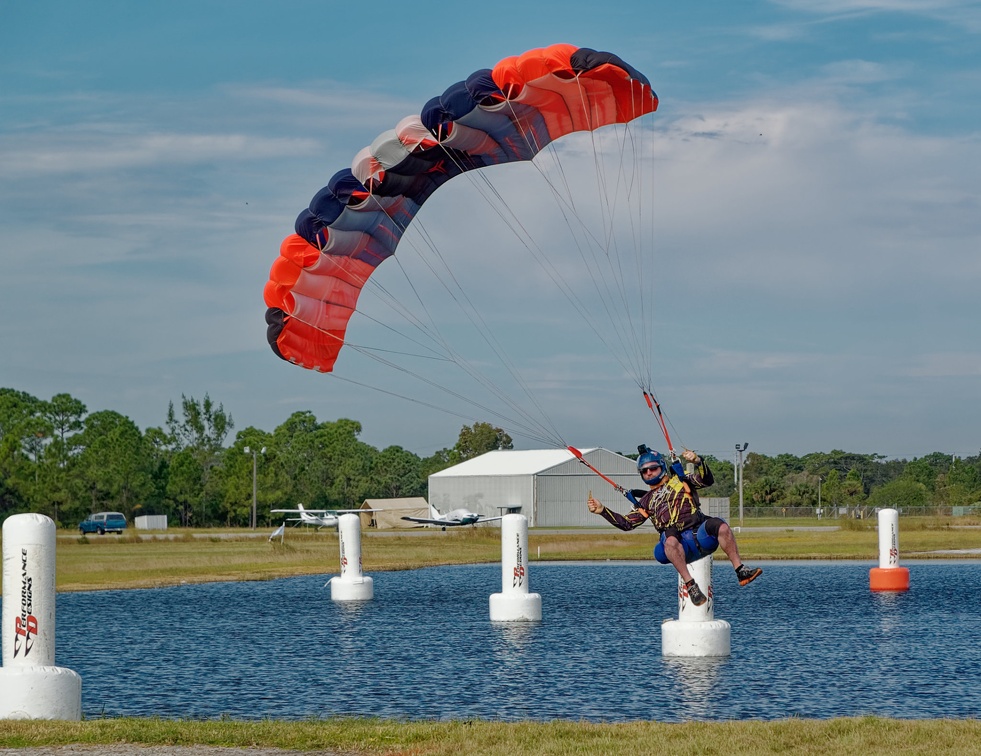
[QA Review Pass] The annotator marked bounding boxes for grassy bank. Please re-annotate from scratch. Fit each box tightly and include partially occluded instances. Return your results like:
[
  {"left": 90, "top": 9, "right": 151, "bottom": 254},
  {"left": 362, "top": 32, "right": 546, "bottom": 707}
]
[
  {"left": 31, "top": 516, "right": 981, "bottom": 593},
  {"left": 3, "top": 716, "right": 981, "bottom": 755}
]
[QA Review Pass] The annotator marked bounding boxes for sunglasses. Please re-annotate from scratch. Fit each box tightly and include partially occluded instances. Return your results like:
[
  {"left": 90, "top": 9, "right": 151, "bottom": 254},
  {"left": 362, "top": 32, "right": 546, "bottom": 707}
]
[{"left": 640, "top": 465, "right": 662, "bottom": 475}]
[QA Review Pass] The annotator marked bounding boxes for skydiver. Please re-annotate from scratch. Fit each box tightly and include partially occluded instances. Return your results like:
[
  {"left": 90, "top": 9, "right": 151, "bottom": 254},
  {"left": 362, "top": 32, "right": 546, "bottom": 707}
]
[{"left": 586, "top": 447, "right": 762, "bottom": 606}]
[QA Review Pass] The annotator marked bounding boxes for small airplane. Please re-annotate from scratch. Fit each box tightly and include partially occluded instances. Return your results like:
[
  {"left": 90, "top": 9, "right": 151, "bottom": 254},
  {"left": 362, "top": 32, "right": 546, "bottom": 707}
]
[
  {"left": 401, "top": 503, "right": 504, "bottom": 529},
  {"left": 270, "top": 504, "right": 380, "bottom": 531}
]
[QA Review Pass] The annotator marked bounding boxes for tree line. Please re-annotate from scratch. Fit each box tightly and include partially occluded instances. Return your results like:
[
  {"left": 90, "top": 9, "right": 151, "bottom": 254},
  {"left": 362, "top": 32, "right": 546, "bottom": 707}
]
[
  {"left": 0, "top": 387, "right": 513, "bottom": 528},
  {"left": 699, "top": 448, "right": 981, "bottom": 513},
  {"left": 1, "top": 387, "right": 978, "bottom": 528}
]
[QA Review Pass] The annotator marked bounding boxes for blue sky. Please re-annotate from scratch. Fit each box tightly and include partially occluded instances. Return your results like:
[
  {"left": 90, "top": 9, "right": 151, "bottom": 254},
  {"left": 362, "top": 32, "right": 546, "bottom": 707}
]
[{"left": 2, "top": 0, "right": 979, "bottom": 462}]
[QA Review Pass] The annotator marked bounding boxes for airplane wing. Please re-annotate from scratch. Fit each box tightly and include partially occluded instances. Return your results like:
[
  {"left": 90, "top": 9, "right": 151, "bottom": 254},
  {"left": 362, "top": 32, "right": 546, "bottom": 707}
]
[
  {"left": 399, "top": 516, "right": 503, "bottom": 526},
  {"left": 401, "top": 516, "right": 457, "bottom": 525},
  {"left": 272, "top": 508, "right": 383, "bottom": 514}
]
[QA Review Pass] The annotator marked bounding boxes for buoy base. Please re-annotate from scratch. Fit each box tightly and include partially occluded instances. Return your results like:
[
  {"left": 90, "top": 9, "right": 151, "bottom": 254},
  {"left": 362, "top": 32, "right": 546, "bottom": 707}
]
[
  {"left": 662, "top": 619, "right": 731, "bottom": 657},
  {"left": 0, "top": 666, "right": 82, "bottom": 720},
  {"left": 329, "top": 576, "right": 373, "bottom": 601},
  {"left": 489, "top": 592, "right": 542, "bottom": 622},
  {"left": 870, "top": 566, "right": 910, "bottom": 592}
]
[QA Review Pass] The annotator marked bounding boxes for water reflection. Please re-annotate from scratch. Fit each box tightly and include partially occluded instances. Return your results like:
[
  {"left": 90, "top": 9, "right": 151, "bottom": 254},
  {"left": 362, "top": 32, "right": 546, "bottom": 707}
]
[
  {"left": 662, "top": 658, "right": 728, "bottom": 718},
  {"left": 22, "top": 562, "right": 981, "bottom": 721}
]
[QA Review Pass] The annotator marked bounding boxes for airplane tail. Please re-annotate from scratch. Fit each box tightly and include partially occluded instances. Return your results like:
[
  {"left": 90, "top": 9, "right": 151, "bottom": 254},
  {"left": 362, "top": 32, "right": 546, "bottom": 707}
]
[{"left": 429, "top": 503, "right": 442, "bottom": 520}]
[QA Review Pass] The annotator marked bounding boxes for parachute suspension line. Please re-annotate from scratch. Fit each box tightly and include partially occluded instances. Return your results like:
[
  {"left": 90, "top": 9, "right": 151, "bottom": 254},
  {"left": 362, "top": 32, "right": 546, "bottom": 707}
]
[
  {"left": 542, "top": 81, "right": 651, "bottom": 385},
  {"left": 462, "top": 159, "right": 648, "bottom": 389},
  {"left": 353, "top": 189, "right": 569, "bottom": 449},
  {"left": 579, "top": 111, "right": 652, "bottom": 386},
  {"left": 573, "top": 76, "right": 654, "bottom": 386},
  {"left": 339, "top": 322, "right": 566, "bottom": 448},
  {"left": 328, "top": 373, "right": 562, "bottom": 448},
  {"left": 474, "top": 97, "right": 651, "bottom": 386},
  {"left": 636, "top": 103, "right": 660, "bottom": 393},
  {"left": 402, "top": 214, "right": 569, "bottom": 447},
  {"left": 431, "top": 136, "right": 650, "bottom": 391}
]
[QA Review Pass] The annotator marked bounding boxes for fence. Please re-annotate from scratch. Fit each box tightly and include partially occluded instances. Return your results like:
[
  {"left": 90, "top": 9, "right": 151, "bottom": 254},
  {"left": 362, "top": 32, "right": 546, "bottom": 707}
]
[{"left": 730, "top": 505, "right": 981, "bottom": 520}]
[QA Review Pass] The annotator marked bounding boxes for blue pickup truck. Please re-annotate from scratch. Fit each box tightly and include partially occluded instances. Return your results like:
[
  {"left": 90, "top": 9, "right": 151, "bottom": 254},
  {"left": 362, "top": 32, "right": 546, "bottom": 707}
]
[{"left": 79, "top": 512, "right": 127, "bottom": 535}]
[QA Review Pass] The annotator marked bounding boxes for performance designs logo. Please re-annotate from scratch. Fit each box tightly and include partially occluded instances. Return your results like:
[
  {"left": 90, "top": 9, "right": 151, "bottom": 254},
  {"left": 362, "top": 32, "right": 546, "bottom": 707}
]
[
  {"left": 512, "top": 533, "right": 525, "bottom": 588},
  {"left": 13, "top": 548, "right": 39, "bottom": 658}
]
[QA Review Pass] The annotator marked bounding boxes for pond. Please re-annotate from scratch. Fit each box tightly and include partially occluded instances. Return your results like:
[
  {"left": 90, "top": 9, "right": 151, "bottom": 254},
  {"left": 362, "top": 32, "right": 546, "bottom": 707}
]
[{"left": 27, "top": 561, "right": 981, "bottom": 721}]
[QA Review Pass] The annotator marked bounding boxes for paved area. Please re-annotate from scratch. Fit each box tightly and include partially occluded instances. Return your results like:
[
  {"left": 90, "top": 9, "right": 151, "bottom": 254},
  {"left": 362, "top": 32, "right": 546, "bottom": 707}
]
[{"left": 0, "top": 747, "right": 349, "bottom": 755}]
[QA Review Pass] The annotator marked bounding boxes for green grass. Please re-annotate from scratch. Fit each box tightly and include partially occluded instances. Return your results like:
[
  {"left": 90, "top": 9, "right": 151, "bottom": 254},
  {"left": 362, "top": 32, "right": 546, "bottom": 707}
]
[
  {"left": 30, "top": 517, "right": 980, "bottom": 593},
  {"left": 2, "top": 716, "right": 981, "bottom": 755}
]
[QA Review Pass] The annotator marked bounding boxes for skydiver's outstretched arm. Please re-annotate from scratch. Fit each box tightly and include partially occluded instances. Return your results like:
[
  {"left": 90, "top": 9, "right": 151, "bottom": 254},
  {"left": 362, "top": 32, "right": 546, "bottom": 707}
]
[{"left": 587, "top": 493, "right": 648, "bottom": 531}]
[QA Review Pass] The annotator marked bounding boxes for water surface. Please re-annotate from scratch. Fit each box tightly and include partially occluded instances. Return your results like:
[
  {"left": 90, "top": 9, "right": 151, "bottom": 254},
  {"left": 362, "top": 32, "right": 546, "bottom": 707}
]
[{"left": 33, "top": 562, "right": 981, "bottom": 721}]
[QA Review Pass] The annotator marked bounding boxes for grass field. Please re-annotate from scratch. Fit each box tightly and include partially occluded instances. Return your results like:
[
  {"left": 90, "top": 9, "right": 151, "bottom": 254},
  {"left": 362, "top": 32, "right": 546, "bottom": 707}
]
[
  {"left": 1, "top": 516, "right": 979, "bottom": 753},
  {"left": 2, "top": 715, "right": 981, "bottom": 755},
  {"left": 30, "top": 514, "right": 981, "bottom": 593}
]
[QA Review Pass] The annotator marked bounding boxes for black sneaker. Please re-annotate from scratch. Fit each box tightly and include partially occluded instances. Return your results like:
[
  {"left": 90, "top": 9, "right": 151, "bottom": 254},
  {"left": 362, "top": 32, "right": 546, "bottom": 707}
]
[
  {"left": 685, "top": 579, "right": 707, "bottom": 606},
  {"left": 735, "top": 564, "right": 762, "bottom": 586}
]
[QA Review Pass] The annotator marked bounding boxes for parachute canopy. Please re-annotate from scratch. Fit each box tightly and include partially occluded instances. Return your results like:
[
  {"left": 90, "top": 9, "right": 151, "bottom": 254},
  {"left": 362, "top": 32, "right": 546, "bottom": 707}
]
[{"left": 264, "top": 43, "right": 658, "bottom": 373}]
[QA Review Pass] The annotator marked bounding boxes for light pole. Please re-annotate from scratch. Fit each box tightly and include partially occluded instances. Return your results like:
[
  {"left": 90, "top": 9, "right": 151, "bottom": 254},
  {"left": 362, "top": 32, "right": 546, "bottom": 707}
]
[
  {"left": 735, "top": 442, "right": 749, "bottom": 528},
  {"left": 244, "top": 446, "right": 266, "bottom": 529}
]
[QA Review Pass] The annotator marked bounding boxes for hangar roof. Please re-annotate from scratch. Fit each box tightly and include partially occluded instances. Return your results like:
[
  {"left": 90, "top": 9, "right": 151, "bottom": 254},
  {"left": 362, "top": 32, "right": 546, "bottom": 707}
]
[{"left": 430, "top": 448, "right": 602, "bottom": 477}]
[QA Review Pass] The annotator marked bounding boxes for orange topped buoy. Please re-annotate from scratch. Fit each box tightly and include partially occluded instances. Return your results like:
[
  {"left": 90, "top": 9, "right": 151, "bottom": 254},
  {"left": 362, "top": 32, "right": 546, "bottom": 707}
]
[{"left": 870, "top": 508, "right": 910, "bottom": 592}]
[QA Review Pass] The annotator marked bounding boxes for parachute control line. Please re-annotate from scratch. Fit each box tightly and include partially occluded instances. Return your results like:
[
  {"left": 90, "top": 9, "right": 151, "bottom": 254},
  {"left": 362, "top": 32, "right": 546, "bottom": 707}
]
[
  {"left": 489, "top": 514, "right": 541, "bottom": 621},
  {"left": 869, "top": 508, "right": 910, "bottom": 592},
  {"left": 0, "top": 514, "right": 82, "bottom": 720},
  {"left": 328, "top": 513, "right": 374, "bottom": 601},
  {"left": 661, "top": 555, "right": 731, "bottom": 658}
]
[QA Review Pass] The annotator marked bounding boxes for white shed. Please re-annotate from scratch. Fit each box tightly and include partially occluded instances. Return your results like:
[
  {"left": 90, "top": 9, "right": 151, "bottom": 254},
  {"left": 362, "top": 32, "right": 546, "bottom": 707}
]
[
  {"left": 135, "top": 515, "right": 167, "bottom": 530},
  {"left": 428, "top": 448, "right": 641, "bottom": 527}
]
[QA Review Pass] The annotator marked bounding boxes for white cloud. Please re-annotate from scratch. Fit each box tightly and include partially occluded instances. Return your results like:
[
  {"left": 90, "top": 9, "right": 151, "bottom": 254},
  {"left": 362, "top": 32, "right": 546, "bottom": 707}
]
[
  {"left": 769, "top": 0, "right": 981, "bottom": 31},
  {"left": 904, "top": 352, "right": 981, "bottom": 377},
  {"left": 0, "top": 131, "right": 319, "bottom": 177}
]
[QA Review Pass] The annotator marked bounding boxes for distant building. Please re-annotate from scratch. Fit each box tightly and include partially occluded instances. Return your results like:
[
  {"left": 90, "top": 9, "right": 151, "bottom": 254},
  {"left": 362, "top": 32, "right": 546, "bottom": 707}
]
[
  {"left": 358, "top": 497, "right": 430, "bottom": 529},
  {"left": 134, "top": 515, "right": 167, "bottom": 530},
  {"left": 429, "top": 448, "right": 641, "bottom": 527},
  {"left": 429, "top": 448, "right": 731, "bottom": 527}
]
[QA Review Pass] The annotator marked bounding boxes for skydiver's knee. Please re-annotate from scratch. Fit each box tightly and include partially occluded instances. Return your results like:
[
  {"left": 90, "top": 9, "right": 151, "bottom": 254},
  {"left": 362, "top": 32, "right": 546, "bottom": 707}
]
[{"left": 663, "top": 536, "right": 683, "bottom": 554}]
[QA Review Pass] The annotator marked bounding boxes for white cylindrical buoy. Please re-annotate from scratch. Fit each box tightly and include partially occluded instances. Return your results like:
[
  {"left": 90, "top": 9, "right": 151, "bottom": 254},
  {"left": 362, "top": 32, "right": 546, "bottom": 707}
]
[
  {"left": 870, "top": 508, "right": 910, "bottom": 592},
  {"left": 1, "top": 513, "right": 82, "bottom": 720},
  {"left": 329, "top": 513, "right": 373, "bottom": 601},
  {"left": 662, "top": 555, "right": 731, "bottom": 657},
  {"left": 489, "top": 514, "right": 541, "bottom": 622},
  {"left": 0, "top": 666, "right": 82, "bottom": 720}
]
